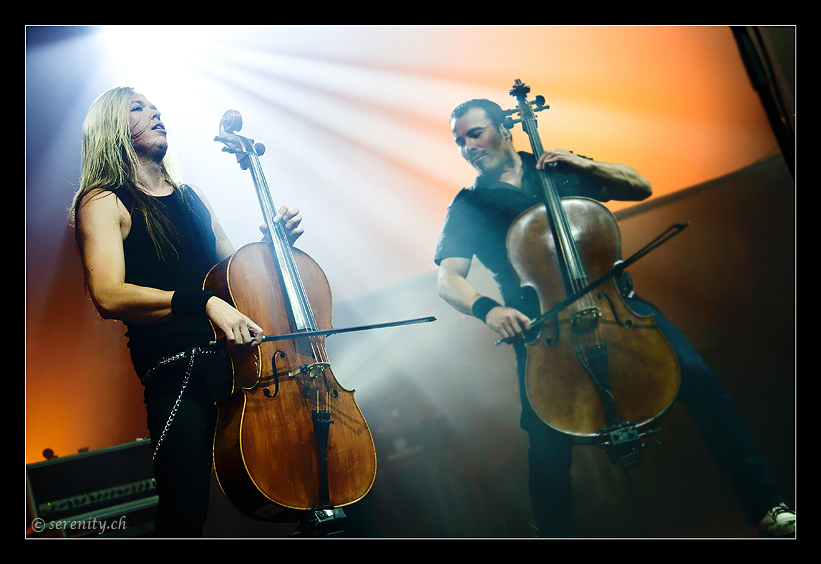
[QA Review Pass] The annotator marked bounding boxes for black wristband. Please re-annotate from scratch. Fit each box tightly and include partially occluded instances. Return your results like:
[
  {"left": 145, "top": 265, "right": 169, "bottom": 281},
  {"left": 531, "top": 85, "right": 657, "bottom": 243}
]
[
  {"left": 471, "top": 296, "right": 501, "bottom": 322},
  {"left": 171, "top": 289, "right": 216, "bottom": 318}
]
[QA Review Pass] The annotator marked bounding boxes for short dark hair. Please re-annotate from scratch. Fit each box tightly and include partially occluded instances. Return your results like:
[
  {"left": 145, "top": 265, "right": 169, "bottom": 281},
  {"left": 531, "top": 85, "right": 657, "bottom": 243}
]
[{"left": 450, "top": 99, "right": 505, "bottom": 128}]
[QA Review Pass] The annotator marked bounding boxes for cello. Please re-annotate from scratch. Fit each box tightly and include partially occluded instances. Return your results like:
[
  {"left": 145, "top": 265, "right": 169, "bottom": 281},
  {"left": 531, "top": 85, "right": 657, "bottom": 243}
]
[
  {"left": 503, "top": 80, "right": 682, "bottom": 465},
  {"left": 205, "top": 110, "right": 377, "bottom": 531}
]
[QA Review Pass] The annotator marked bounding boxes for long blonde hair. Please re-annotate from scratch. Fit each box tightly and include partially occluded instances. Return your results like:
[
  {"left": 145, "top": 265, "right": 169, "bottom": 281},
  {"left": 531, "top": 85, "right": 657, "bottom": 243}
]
[{"left": 70, "top": 86, "right": 184, "bottom": 261}]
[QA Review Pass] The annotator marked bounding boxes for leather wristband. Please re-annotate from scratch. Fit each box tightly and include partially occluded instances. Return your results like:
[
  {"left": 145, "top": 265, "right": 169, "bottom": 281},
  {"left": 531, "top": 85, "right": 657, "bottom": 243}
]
[
  {"left": 171, "top": 289, "right": 216, "bottom": 318},
  {"left": 471, "top": 296, "right": 501, "bottom": 322}
]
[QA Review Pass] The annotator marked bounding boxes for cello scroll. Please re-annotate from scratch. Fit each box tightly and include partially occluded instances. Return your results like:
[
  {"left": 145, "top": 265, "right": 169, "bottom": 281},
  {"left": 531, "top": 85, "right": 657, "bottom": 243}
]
[{"left": 214, "top": 109, "right": 266, "bottom": 169}]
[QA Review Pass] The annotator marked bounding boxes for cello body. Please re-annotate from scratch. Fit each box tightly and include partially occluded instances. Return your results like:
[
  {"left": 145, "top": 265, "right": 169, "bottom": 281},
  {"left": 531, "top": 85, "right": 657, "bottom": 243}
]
[
  {"left": 206, "top": 111, "right": 376, "bottom": 521},
  {"left": 504, "top": 80, "right": 681, "bottom": 441},
  {"left": 508, "top": 198, "right": 680, "bottom": 438},
  {"left": 206, "top": 244, "right": 376, "bottom": 520}
]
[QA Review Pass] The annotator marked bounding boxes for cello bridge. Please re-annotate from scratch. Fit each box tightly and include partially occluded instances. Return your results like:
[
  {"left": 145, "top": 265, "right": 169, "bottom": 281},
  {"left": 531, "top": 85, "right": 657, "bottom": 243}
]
[
  {"left": 572, "top": 307, "right": 601, "bottom": 332},
  {"left": 288, "top": 362, "right": 331, "bottom": 380}
]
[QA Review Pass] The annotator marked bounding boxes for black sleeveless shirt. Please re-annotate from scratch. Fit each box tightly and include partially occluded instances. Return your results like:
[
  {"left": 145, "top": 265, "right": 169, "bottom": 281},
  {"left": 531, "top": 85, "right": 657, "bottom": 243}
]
[{"left": 116, "top": 186, "right": 219, "bottom": 378}]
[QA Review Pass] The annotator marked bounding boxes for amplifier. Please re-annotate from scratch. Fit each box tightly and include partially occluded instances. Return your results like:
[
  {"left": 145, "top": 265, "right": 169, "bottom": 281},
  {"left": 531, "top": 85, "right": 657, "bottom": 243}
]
[{"left": 26, "top": 438, "right": 158, "bottom": 538}]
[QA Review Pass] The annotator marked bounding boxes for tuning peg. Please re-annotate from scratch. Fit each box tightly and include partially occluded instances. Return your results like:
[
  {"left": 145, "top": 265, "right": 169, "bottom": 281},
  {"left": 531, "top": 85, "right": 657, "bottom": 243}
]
[
  {"left": 502, "top": 116, "right": 519, "bottom": 129},
  {"left": 531, "top": 95, "right": 549, "bottom": 111}
]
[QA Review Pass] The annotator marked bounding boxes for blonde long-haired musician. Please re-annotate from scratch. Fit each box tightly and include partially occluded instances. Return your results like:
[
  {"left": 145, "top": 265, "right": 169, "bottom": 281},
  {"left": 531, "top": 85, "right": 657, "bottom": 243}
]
[{"left": 70, "top": 86, "right": 304, "bottom": 537}]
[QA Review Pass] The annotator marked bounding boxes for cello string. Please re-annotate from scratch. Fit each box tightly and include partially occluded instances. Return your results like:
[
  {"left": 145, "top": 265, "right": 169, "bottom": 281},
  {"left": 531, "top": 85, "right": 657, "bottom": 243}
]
[
  {"left": 248, "top": 154, "right": 330, "bottom": 411},
  {"left": 521, "top": 113, "right": 604, "bottom": 355},
  {"left": 522, "top": 119, "right": 595, "bottom": 300},
  {"left": 250, "top": 153, "right": 324, "bottom": 365}
]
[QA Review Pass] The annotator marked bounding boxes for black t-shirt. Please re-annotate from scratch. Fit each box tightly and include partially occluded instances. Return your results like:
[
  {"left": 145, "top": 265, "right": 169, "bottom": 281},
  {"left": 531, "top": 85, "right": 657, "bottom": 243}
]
[
  {"left": 116, "top": 185, "right": 219, "bottom": 377},
  {"left": 434, "top": 152, "right": 606, "bottom": 316}
]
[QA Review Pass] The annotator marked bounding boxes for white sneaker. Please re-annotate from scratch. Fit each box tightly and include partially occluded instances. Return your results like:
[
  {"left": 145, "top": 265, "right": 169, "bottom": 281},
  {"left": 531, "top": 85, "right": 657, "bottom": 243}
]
[{"left": 758, "top": 502, "right": 795, "bottom": 537}]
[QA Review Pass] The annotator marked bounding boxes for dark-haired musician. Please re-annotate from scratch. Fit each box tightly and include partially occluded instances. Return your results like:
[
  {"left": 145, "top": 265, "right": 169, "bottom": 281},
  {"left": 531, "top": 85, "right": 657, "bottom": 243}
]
[{"left": 434, "top": 98, "right": 794, "bottom": 537}]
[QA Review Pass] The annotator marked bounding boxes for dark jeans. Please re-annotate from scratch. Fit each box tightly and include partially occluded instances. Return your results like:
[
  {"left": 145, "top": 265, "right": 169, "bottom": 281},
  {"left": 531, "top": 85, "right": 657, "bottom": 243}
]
[
  {"left": 518, "top": 296, "right": 782, "bottom": 537},
  {"left": 143, "top": 351, "right": 233, "bottom": 538}
]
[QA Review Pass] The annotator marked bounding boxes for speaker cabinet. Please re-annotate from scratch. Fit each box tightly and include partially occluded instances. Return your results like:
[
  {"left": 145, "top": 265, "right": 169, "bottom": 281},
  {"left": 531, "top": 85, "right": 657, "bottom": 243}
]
[{"left": 26, "top": 439, "right": 158, "bottom": 538}]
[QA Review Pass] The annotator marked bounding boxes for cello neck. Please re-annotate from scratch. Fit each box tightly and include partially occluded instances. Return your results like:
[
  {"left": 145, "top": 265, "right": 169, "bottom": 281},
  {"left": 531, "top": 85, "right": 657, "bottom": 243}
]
[
  {"left": 245, "top": 150, "right": 317, "bottom": 333},
  {"left": 213, "top": 109, "right": 318, "bottom": 333},
  {"left": 213, "top": 107, "right": 317, "bottom": 334},
  {"left": 510, "top": 80, "right": 588, "bottom": 284}
]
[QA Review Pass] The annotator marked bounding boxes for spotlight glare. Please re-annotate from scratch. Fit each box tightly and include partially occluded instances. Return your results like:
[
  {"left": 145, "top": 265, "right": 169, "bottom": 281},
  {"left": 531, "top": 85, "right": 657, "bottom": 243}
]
[{"left": 99, "top": 26, "right": 212, "bottom": 92}]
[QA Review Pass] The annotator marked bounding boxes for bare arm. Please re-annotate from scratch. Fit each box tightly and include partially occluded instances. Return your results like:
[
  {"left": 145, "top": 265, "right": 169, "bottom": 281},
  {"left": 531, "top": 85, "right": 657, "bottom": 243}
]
[
  {"left": 437, "top": 257, "right": 530, "bottom": 340},
  {"left": 76, "top": 189, "right": 174, "bottom": 322},
  {"left": 75, "top": 188, "right": 262, "bottom": 346},
  {"left": 537, "top": 149, "right": 652, "bottom": 202},
  {"left": 436, "top": 257, "right": 479, "bottom": 315}
]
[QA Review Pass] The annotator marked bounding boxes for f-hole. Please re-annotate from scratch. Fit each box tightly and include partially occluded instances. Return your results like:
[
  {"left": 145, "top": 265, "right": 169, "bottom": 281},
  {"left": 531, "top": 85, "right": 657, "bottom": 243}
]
[{"left": 263, "top": 350, "right": 287, "bottom": 398}]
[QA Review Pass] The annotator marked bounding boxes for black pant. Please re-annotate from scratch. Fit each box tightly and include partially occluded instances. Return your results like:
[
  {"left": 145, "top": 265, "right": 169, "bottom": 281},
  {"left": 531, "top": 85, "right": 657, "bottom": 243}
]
[
  {"left": 519, "top": 297, "right": 782, "bottom": 537},
  {"left": 143, "top": 351, "right": 233, "bottom": 537}
]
